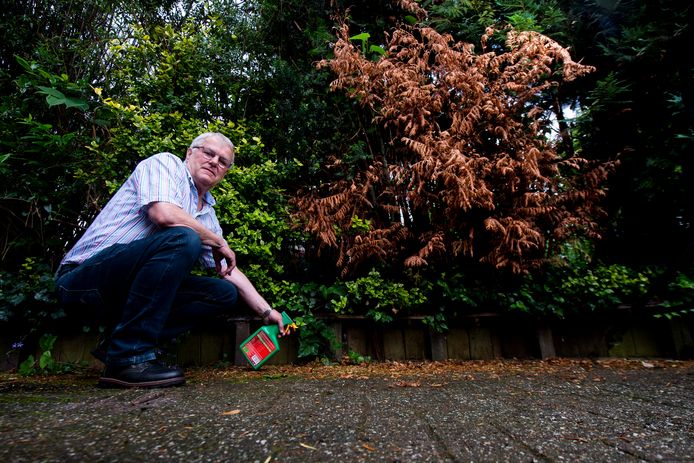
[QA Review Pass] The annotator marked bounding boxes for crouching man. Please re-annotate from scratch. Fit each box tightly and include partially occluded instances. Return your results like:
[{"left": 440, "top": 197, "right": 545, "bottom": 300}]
[{"left": 55, "top": 133, "right": 285, "bottom": 388}]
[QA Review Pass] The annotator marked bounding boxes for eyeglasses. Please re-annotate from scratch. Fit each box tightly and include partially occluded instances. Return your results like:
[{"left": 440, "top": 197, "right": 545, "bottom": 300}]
[{"left": 191, "top": 146, "right": 232, "bottom": 170}]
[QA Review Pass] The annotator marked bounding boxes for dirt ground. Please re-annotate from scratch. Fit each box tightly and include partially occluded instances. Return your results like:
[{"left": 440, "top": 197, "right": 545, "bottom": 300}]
[{"left": 1, "top": 358, "right": 693, "bottom": 462}]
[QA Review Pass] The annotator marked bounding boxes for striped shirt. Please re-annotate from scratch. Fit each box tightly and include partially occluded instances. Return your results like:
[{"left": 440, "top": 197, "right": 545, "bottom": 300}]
[{"left": 61, "top": 152, "right": 222, "bottom": 269}]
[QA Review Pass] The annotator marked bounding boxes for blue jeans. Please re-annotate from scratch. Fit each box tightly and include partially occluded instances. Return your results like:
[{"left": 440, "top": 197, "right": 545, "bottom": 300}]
[{"left": 55, "top": 227, "right": 238, "bottom": 366}]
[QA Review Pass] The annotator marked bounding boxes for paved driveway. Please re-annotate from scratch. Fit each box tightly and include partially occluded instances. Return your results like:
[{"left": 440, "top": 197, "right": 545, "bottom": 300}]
[{"left": 1, "top": 359, "right": 692, "bottom": 462}]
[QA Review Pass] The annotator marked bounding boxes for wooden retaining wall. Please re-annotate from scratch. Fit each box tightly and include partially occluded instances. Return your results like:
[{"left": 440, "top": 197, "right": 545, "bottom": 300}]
[{"left": 1, "top": 310, "right": 692, "bottom": 371}]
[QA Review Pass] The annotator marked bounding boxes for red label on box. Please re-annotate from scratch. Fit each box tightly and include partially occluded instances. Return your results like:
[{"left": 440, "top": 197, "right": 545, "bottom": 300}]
[{"left": 242, "top": 330, "right": 277, "bottom": 366}]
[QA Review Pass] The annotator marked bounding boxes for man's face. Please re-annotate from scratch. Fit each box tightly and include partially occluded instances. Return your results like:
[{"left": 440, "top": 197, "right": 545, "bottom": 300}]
[{"left": 185, "top": 138, "right": 234, "bottom": 192}]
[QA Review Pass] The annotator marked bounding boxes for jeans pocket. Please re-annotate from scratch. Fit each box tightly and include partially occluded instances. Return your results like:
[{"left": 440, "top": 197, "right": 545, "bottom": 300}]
[{"left": 58, "top": 286, "right": 104, "bottom": 308}]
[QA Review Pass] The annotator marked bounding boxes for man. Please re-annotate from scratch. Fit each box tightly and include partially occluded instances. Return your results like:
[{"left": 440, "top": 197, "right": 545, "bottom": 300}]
[{"left": 55, "top": 132, "right": 286, "bottom": 388}]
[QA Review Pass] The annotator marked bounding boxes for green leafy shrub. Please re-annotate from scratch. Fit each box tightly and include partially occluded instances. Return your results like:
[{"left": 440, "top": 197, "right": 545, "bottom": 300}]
[
  {"left": 0, "top": 258, "right": 59, "bottom": 329},
  {"left": 500, "top": 262, "right": 653, "bottom": 317},
  {"left": 0, "top": 50, "right": 107, "bottom": 349},
  {"left": 344, "top": 270, "right": 427, "bottom": 323},
  {"left": 17, "top": 333, "right": 74, "bottom": 376},
  {"left": 655, "top": 272, "right": 694, "bottom": 320}
]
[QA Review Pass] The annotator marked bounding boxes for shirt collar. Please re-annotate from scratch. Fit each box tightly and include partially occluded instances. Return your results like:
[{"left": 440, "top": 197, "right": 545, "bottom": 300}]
[{"left": 185, "top": 167, "right": 216, "bottom": 207}]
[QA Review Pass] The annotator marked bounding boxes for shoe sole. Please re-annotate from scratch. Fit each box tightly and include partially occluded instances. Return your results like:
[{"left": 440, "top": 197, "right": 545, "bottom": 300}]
[{"left": 97, "top": 376, "right": 185, "bottom": 389}]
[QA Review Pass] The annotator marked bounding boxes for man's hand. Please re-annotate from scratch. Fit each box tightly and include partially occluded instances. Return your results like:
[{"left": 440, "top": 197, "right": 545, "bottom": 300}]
[
  {"left": 148, "top": 201, "right": 236, "bottom": 274},
  {"left": 212, "top": 242, "right": 236, "bottom": 276},
  {"left": 265, "top": 309, "right": 286, "bottom": 336},
  {"left": 225, "top": 268, "right": 283, "bottom": 335}
]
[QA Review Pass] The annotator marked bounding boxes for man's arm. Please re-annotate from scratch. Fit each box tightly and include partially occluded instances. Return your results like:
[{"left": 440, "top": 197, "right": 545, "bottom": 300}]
[
  {"left": 224, "top": 267, "right": 286, "bottom": 335},
  {"left": 149, "top": 202, "right": 284, "bottom": 333},
  {"left": 147, "top": 201, "right": 236, "bottom": 274}
]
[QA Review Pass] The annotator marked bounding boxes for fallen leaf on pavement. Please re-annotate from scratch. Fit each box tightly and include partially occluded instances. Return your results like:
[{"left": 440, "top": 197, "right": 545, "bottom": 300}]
[
  {"left": 300, "top": 443, "right": 318, "bottom": 450},
  {"left": 362, "top": 443, "right": 376, "bottom": 451},
  {"left": 394, "top": 381, "right": 421, "bottom": 387},
  {"left": 221, "top": 409, "right": 241, "bottom": 415}
]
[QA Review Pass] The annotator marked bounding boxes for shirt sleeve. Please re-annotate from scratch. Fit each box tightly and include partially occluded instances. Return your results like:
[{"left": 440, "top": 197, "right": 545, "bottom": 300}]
[{"left": 134, "top": 153, "right": 187, "bottom": 209}]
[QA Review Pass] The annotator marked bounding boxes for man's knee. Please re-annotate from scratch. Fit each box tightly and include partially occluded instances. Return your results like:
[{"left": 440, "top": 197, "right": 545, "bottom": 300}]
[
  {"left": 224, "top": 282, "right": 238, "bottom": 306},
  {"left": 197, "top": 277, "right": 238, "bottom": 308},
  {"left": 210, "top": 278, "right": 238, "bottom": 306},
  {"left": 159, "top": 226, "right": 202, "bottom": 255}
]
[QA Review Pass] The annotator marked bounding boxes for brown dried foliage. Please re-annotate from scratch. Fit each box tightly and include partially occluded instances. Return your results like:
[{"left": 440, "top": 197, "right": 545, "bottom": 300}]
[{"left": 294, "top": 21, "right": 614, "bottom": 276}]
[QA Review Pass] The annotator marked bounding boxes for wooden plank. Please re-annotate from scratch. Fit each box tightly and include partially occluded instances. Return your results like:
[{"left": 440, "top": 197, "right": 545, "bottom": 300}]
[
  {"left": 498, "top": 319, "right": 538, "bottom": 358},
  {"left": 234, "top": 320, "right": 251, "bottom": 366},
  {"left": 669, "top": 318, "right": 694, "bottom": 358},
  {"left": 199, "top": 333, "right": 224, "bottom": 365},
  {"left": 608, "top": 328, "right": 637, "bottom": 357},
  {"left": 383, "top": 327, "right": 405, "bottom": 360},
  {"left": 221, "top": 330, "right": 234, "bottom": 366},
  {"left": 630, "top": 326, "right": 661, "bottom": 357},
  {"left": 446, "top": 328, "right": 471, "bottom": 360},
  {"left": 54, "top": 333, "right": 100, "bottom": 367},
  {"left": 345, "top": 324, "right": 368, "bottom": 358},
  {"left": 469, "top": 326, "right": 495, "bottom": 359},
  {"left": 267, "top": 334, "right": 298, "bottom": 365},
  {"left": 578, "top": 326, "right": 609, "bottom": 358},
  {"left": 536, "top": 322, "right": 556, "bottom": 359},
  {"left": 370, "top": 326, "right": 385, "bottom": 361},
  {"left": 0, "top": 339, "right": 18, "bottom": 371},
  {"left": 553, "top": 329, "right": 582, "bottom": 357},
  {"left": 429, "top": 329, "right": 448, "bottom": 361},
  {"left": 176, "top": 332, "right": 202, "bottom": 366},
  {"left": 403, "top": 327, "right": 426, "bottom": 360},
  {"left": 553, "top": 320, "right": 609, "bottom": 358},
  {"left": 329, "top": 321, "right": 344, "bottom": 360}
]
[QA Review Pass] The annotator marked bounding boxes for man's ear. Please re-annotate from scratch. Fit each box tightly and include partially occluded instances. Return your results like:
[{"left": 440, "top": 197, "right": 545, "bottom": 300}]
[{"left": 185, "top": 148, "right": 192, "bottom": 160}]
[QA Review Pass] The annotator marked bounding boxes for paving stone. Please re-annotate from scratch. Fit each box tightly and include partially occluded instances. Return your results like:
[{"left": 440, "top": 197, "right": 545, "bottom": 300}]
[{"left": 1, "top": 360, "right": 692, "bottom": 462}]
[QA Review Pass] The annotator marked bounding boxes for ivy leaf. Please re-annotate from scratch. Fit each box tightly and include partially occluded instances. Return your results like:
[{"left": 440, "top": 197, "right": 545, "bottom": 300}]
[
  {"left": 39, "top": 334, "right": 57, "bottom": 352},
  {"left": 39, "top": 350, "right": 54, "bottom": 370},
  {"left": 18, "top": 356, "right": 36, "bottom": 376}
]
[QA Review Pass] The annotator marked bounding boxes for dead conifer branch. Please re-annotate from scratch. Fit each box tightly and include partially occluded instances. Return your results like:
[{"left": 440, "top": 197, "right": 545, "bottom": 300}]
[{"left": 293, "top": 17, "right": 611, "bottom": 276}]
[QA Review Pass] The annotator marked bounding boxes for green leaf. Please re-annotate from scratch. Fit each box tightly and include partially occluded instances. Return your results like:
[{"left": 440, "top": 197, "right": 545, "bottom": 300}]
[
  {"left": 15, "top": 55, "right": 33, "bottom": 72},
  {"left": 61, "top": 96, "right": 88, "bottom": 110},
  {"left": 297, "top": 338, "right": 319, "bottom": 358},
  {"left": 36, "top": 86, "right": 88, "bottom": 110},
  {"left": 37, "top": 86, "right": 65, "bottom": 99},
  {"left": 39, "top": 334, "right": 57, "bottom": 352},
  {"left": 349, "top": 33, "right": 370, "bottom": 42},
  {"left": 369, "top": 45, "right": 386, "bottom": 56},
  {"left": 39, "top": 350, "right": 53, "bottom": 370},
  {"left": 18, "top": 356, "right": 36, "bottom": 376}
]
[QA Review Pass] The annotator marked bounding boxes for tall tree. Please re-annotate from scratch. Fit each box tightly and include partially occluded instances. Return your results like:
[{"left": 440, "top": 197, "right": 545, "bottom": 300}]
[
  {"left": 566, "top": 0, "right": 694, "bottom": 269},
  {"left": 294, "top": 20, "right": 614, "bottom": 276},
  {"left": 0, "top": 0, "right": 190, "bottom": 270}
]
